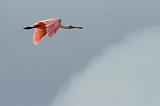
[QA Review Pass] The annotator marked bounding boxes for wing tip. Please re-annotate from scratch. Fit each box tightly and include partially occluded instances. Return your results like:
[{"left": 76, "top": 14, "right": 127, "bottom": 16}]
[{"left": 33, "top": 40, "right": 39, "bottom": 46}]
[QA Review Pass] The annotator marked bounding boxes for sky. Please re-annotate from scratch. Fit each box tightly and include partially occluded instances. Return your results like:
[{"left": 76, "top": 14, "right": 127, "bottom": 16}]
[
  {"left": 0, "top": 0, "right": 160, "bottom": 106},
  {"left": 51, "top": 26, "right": 160, "bottom": 106}
]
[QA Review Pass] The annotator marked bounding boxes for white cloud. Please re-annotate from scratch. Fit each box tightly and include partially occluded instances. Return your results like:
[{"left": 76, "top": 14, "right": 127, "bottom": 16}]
[{"left": 51, "top": 26, "right": 160, "bottom": 106}]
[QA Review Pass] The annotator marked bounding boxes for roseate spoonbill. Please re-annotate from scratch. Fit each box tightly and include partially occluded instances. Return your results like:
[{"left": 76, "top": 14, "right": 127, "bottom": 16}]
[{"left": 23, "top": 18, "right": 83, "bottom": 45}]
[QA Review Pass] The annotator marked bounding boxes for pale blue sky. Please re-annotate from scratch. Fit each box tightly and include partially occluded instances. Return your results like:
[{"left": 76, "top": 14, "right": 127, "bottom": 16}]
[{"left": 0, "top": 0, "right": 160, "bottom": 106}]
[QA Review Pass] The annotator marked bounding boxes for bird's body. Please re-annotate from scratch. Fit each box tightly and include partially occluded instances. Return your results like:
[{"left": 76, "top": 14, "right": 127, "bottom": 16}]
[{"left": 24, "top": 18, "right": 83, "bottom": 45}]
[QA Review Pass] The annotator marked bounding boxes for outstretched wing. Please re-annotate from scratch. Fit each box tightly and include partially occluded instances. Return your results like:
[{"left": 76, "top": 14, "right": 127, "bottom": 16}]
[
  {"left": 33, "top": 28, "right": 47, "bottom": 45},
  {"left": 41, "top": 18, "right": 62, "bottom": 37}
]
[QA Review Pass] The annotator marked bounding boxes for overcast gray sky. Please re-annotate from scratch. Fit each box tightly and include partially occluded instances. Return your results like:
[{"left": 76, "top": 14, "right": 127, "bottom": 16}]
[
  {"left": 0, "top": 0, "right": 160, "bottom": 106},
  {"left": 51, "top": 26, "right": 160, "bottom": 106}
]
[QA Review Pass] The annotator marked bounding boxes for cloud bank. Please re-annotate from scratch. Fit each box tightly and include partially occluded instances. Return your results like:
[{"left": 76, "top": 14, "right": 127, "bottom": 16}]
[{"left": 51, "top": 26, "right": 160, "bottom": 106}]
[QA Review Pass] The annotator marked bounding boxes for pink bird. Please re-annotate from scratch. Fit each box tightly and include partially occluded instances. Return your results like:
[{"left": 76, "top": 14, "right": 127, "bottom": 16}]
[{"left": 23, "top": 18, "right": 83, "bottom": 45}]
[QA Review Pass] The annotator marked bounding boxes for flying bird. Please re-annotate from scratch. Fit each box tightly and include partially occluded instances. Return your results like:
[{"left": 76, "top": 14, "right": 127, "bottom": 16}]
[{"left": 23, "top": 18, "right": 83, "bottom": 45}]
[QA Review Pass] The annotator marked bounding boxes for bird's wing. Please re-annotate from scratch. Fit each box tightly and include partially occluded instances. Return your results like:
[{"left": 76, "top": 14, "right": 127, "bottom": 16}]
[
  {"left": 41, "top": 19, "right": 56, "bottom": 27},
  {"left": 41, "top": 19, "right": 61, "bottom": 37},
  {"left": 33, "top": 28, "right": 47, "bottom": 45}
]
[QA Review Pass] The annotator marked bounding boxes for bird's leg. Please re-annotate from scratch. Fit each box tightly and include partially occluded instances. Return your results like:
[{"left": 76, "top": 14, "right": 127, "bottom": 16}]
[
  {"left": 23, "top": 25, "right": 40, "bottom": 30},
  {"left": 23, "top": 26, "right": 35, "bottom": 30}
]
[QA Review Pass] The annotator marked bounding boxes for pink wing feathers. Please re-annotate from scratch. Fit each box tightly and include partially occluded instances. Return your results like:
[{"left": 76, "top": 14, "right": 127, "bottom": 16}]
[
  {"left": 33, "top": 26, "right": 47, "bottom": 45},
  {"left": 33, "top": 22, "right": 47, "bottom": 45},
  {"left": 41, "top": 18, "right": 62, "bottom": 37}
]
